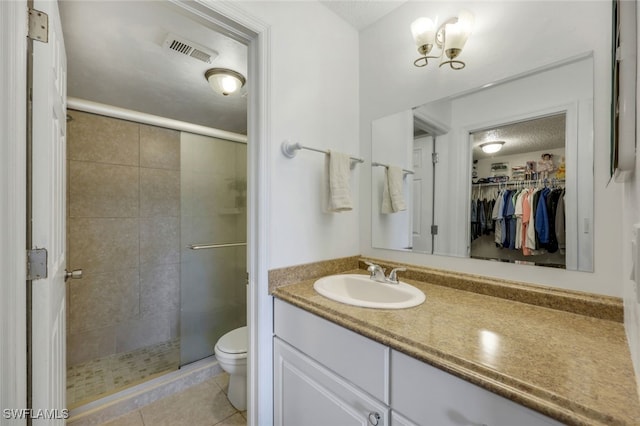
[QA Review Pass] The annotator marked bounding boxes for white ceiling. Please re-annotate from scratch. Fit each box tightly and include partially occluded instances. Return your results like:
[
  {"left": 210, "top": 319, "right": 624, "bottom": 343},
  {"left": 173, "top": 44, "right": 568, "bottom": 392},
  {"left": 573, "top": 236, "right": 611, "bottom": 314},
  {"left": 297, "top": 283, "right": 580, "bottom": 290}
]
[
  {"left": 59, "top": 1, "right": 248, "bottom": 134},
  {"left": 320, "top": 0, "right": 408, "bottom": 30}
]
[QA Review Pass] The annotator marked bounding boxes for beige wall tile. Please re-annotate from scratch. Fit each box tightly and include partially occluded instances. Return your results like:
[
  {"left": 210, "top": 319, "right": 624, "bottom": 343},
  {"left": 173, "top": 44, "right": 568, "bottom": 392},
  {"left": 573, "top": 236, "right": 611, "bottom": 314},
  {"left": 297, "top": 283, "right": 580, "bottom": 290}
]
[
  {"left": 67, "top": 326, "right": 116, "bottom": 367},
  {"left": 68, "top": 161, "right": 139, "bottom": 218},
  {"left": 67, "top": 110, "right": 139, "bottom": 166},
  {"left": 140, "top": 263, "right": 180, "bottom": 316},
  {"left": 68, "top": 218, "right": 139, "bottom": 273},
  {"left": 68, "top": 268, "right": 140, "bottom": 334},
  {"left": 140, "top": 217, "right": 179, "bottom": 266},
  {"left": 140, "top": 168, "right": 180, "bottom": 217},
  {"left": 140, "top": 125, "right": 180, "bottom": 170}
]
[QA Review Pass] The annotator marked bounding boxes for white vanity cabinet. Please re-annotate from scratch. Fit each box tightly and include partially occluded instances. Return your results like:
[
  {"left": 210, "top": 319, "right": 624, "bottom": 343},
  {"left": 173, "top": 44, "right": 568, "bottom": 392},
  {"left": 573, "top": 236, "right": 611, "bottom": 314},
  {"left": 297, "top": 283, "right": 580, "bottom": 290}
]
[{"left": 274, "top": 299, "right": 560, "bottom": 426}]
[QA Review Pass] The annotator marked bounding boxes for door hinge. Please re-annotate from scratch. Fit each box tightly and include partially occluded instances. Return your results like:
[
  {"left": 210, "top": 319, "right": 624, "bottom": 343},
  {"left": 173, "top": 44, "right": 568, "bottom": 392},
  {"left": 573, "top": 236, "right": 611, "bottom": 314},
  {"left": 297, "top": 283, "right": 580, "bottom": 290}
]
[
  {"left": 27, "top": 248, "right": 48, "bottom": 280},
  {"left": 432, "top": 152, "right": 439, "bottom": 164},
  {"left": 430, "top": 225, "right": 439, "bottom": 235},
  {"left": 28, "top": 8, "right": 49, "bottom": 43}
]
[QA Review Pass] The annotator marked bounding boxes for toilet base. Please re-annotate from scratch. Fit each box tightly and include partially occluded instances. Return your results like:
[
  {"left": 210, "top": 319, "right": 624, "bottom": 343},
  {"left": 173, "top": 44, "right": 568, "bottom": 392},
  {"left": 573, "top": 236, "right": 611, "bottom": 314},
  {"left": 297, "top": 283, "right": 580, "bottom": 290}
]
[{"left": 227, "top": 373, "right": 246, "bottom": 411}]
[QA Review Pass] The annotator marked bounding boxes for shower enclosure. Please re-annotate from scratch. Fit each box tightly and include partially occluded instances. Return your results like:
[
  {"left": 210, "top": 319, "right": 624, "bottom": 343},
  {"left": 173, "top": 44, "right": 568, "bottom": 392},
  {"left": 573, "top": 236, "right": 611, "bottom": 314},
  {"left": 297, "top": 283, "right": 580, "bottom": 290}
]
[
  {"left": 65, "top": 111, "right": 246, "bottom": 407},
  {"left": 180, "top": 132, "right": 247, "bottom": 365}
]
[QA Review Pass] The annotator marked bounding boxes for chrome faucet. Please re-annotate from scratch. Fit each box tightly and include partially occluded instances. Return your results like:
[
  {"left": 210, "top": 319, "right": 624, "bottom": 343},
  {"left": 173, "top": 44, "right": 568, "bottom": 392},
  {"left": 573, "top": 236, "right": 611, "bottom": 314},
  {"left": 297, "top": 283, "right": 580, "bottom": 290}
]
[
  {"left": 386, "top": 267, "right": 407, "bottom": 284},
  {"left": 365, "top": 262, "right": 387, "bottom": 283},
  {"left": 365, "top": 262, "right": 406, "bottom": 285}
]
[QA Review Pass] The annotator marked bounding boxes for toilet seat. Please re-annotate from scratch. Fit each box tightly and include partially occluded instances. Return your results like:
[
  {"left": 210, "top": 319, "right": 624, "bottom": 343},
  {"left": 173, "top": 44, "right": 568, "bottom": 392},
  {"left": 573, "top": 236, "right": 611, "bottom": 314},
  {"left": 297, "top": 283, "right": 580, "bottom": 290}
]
[{"left": 215, "top": 326, "right": 247, "bottom": 357}]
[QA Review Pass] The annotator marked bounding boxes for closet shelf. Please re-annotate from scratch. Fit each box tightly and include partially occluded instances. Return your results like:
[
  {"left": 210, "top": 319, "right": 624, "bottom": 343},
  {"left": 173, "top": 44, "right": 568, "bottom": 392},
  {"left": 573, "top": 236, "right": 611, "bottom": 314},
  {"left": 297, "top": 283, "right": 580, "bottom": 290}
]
[{"left": 472, "top": 178, "right": 565, "bottom": 187}]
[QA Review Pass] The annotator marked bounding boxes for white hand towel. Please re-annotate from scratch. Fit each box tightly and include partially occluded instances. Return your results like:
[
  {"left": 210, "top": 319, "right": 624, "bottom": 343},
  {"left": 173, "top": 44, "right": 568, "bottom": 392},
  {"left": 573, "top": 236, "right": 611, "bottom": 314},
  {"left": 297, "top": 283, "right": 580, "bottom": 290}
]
[
  {"left": 381, "top": 166, "right": 406, "bottom": 213},
  {"left": 325, "top": 150, "right": 353, "bottom": 212}
]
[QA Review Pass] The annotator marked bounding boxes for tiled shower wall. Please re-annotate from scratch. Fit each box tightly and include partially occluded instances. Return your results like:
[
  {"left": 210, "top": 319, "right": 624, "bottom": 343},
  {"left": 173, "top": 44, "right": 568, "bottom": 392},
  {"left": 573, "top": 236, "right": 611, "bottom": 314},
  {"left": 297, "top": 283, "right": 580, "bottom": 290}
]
[{"left": 66, "top": 110, "right": 180, "bottom": 367}]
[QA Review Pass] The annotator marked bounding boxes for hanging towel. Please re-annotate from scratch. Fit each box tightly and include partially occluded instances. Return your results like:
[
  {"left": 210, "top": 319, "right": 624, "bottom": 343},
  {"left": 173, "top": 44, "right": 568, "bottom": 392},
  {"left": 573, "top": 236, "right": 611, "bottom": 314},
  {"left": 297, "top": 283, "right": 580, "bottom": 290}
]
[
  {"left": 381, "top": 166, "right": 406, "bottom": 214},
  {"left": 325, "top": 150, "right": 353, "bottom": 212}
]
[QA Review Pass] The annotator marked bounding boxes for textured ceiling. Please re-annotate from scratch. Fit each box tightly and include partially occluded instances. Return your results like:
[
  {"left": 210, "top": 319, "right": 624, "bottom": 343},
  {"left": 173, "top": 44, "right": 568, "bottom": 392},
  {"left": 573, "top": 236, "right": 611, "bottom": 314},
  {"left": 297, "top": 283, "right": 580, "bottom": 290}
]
[
  {"left": 471, "top": 114, "right": 566, "bottom": 160},
  {"left": 59, "top": 1, "right": 248, "bottom": 134},
  {"left": 320, "top": 0, "right": 408, "bottom": 30}
]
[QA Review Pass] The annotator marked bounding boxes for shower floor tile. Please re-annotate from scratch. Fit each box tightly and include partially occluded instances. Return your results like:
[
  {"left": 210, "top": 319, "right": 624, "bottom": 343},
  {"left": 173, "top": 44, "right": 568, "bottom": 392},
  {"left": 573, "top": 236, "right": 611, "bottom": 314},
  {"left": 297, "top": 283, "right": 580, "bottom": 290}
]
[{"left": 67, "top": 339, "right": 180, "bottom": 408}]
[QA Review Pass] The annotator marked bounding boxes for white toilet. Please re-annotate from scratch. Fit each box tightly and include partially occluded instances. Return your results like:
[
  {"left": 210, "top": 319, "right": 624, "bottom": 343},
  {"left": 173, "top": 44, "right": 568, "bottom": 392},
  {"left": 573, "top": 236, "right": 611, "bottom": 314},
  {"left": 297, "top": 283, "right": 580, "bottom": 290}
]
[{"left": 214, "top": 326, "right": 248, "bottom": 410}]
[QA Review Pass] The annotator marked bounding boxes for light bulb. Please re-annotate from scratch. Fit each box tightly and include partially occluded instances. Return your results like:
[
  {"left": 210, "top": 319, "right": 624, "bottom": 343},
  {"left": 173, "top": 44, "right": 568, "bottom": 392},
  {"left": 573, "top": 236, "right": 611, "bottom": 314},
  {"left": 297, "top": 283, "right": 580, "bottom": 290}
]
[
  {"left": 480, "top": 142, "right": 505, "bottom": 154},
  {"left": 411, "top": 17, "right": 435, "bottom": 47},
  {"left": 204, "top": 68, "right": 246, "bottom": 96}
]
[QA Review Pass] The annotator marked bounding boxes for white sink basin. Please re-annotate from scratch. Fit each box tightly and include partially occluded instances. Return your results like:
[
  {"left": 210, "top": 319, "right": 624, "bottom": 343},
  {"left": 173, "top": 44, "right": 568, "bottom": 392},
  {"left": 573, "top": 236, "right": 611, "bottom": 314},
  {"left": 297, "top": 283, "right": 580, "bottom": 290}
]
[{"left": 313, "top": 274, "right": 425, "bottom": 309}]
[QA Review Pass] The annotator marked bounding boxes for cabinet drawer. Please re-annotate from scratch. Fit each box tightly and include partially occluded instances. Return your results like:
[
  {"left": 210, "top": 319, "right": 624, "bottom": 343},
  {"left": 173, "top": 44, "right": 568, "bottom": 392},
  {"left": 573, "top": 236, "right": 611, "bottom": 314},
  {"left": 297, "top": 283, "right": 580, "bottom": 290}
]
[
  {"left": 274, "top": 299, "right": 389, "bottom": 403},
  {"left": 391, "top": 350, "right": 562, "bottom": 426}
]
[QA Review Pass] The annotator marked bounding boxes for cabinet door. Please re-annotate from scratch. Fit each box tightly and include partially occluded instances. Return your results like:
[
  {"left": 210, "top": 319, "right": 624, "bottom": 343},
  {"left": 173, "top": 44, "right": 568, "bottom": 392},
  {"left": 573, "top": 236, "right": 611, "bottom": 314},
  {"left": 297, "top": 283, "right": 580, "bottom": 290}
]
[
  {"left": 391, "top": 350, "right": 562, "bottom": 426},
  {"left": 274, "top": 338, "right": 389, "bottom": 426}
]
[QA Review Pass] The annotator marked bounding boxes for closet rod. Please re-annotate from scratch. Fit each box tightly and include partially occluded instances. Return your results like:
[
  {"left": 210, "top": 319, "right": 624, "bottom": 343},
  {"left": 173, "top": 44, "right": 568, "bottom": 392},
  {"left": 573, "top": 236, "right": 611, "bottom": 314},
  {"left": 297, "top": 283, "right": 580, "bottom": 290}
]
[
  {"left": 472, "top": 178, "right": 565, "bottom": 187},
  {"left": 281, "top": 140, "right": 364, "bottom": 163},
  {"left": 372, "top": 162, "right": 414, "bottom": 175}
]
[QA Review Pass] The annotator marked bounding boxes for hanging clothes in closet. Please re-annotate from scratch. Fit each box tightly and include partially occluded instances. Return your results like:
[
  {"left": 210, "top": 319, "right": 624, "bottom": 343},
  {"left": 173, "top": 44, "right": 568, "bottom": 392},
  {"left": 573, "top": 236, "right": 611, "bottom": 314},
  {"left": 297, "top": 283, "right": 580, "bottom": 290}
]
[
  {"left": 471, "top": 180, "right": 565, "bottom": 257},
  {"left": 470, "top": 185, "right": 496, "bottom": 242}
]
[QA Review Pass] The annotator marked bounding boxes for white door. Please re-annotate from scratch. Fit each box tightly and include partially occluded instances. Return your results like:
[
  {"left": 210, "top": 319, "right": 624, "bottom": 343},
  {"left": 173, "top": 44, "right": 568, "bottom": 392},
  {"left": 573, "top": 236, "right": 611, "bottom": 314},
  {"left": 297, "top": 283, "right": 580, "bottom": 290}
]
[
  {"left": 411, "top": 136, "right": 434, "bottom": 253},
  {"left": 31, "top": 0, "right": 67, "bottom": 422}
]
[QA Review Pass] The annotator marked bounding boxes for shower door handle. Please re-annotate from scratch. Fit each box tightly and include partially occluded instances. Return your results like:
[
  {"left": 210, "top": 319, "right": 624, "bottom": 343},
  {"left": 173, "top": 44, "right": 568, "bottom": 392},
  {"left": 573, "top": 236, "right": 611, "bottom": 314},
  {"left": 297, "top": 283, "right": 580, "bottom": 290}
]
[{"left": 65, "top": 269, "right": 83, "bottom": 281}]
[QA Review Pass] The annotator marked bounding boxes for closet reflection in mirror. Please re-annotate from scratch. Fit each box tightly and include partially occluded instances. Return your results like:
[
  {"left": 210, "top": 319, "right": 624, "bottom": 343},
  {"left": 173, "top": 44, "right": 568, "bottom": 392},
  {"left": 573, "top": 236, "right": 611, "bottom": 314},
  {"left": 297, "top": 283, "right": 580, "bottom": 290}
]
[
  {"left": 370, "top": 55, "right": 594, "bottom": 271},
  {"left": 470, "top": 114, "right": 567, "bottom": 268}
]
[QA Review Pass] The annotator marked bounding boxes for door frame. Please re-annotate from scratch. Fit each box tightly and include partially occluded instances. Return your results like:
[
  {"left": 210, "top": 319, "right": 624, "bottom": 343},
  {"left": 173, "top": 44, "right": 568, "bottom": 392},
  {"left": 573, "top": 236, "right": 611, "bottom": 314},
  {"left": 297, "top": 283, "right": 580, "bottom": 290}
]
[{"left": 0, "top": 1, "right": 272, "bottom": 425}]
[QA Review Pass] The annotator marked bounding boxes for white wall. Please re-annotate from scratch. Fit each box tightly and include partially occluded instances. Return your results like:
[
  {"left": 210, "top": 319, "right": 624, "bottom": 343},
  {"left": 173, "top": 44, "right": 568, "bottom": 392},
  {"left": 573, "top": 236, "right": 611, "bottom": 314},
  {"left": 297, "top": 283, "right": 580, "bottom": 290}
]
[
  {"left": 236, "top": 2, "right": 360, "bottom": 270},
  {"left": 360, "top": 1, "right": 620, "bottom": 296},
  {"left": 622, "top": 0, "right": 640, "bottom": 394}
]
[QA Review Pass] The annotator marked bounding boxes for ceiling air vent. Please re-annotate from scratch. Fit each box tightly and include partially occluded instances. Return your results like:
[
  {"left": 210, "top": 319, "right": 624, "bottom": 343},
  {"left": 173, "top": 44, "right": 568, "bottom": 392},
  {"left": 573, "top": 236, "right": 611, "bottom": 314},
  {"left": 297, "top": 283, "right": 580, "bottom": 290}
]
[{"left": 163, "top": 33, "right": 218, "bottom": 64}]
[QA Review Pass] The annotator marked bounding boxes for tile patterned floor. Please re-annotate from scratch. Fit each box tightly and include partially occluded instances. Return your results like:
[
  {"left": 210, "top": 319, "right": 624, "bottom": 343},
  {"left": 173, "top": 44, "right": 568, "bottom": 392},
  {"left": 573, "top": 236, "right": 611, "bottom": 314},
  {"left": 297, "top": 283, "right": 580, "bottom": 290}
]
[
  {"left": 100, "top": 374, "right": 246, "bottom": 426},
  {"left": 67, "top": 339, "right": 180, "bottom": 407}
]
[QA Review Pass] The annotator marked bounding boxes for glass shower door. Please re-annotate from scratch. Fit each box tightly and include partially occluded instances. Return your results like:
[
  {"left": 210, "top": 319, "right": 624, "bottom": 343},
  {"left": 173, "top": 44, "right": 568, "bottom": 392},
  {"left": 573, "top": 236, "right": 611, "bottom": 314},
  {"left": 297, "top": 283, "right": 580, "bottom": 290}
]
[{"left": 180, "top": 132, "right": 247, "bottom": 365}]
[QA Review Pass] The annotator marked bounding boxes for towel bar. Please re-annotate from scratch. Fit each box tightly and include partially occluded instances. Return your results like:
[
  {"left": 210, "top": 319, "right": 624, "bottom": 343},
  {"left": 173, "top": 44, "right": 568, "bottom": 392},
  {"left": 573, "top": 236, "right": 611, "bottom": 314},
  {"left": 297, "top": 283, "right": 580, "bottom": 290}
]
[
  {"left": 281, "top": 140, "right": 363, "bottom": 163},
  {"left": 372, "top": 161, "right": 414, "bottom": 175}
]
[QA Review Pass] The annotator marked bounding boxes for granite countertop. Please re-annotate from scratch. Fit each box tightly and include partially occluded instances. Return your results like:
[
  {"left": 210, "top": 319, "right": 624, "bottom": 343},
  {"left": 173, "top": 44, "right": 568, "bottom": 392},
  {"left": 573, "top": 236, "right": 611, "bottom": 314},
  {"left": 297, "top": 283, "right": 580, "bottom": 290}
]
[{"left": 272, "top": 269, "right": 640, "bottom": 426}]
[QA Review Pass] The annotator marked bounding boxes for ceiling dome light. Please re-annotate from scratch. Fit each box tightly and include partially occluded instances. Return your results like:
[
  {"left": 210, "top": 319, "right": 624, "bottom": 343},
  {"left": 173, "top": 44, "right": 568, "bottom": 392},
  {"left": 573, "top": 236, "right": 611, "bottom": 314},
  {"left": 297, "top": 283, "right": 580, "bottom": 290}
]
[
  {"left": 480, "top": 141, "right": 505, "bottom": 154},
  {"left": 205, "top": 68, "right": 246, "bottom": 96}
]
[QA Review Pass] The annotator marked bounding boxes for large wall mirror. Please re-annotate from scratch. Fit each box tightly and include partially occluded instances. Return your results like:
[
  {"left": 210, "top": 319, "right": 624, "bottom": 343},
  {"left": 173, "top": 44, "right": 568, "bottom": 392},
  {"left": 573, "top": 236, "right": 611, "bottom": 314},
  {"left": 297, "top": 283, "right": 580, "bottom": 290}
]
[{"left": 371, "top": 55, "right": 594, "bottom": 271}]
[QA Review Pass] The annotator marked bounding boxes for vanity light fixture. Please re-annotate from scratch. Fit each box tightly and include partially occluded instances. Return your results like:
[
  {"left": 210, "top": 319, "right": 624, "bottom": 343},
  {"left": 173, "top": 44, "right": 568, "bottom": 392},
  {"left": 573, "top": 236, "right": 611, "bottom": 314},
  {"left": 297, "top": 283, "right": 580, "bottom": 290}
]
[
  {"left": 480, "top": 141, "right": 505, "bottom": 154},
  {"left": 205, "top": 68, "right": 246, "bottom": 96},
  {"left": 411, "top": 10, "right": 474, "bottom": 69}
]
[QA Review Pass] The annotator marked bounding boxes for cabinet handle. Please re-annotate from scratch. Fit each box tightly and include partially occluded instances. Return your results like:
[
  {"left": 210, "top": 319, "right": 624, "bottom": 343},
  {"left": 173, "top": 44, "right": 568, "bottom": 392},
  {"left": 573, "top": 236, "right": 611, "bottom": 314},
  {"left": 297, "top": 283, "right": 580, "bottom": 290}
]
[{"left": 368, "top": 412, "right": 381, "bottom": 426}]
